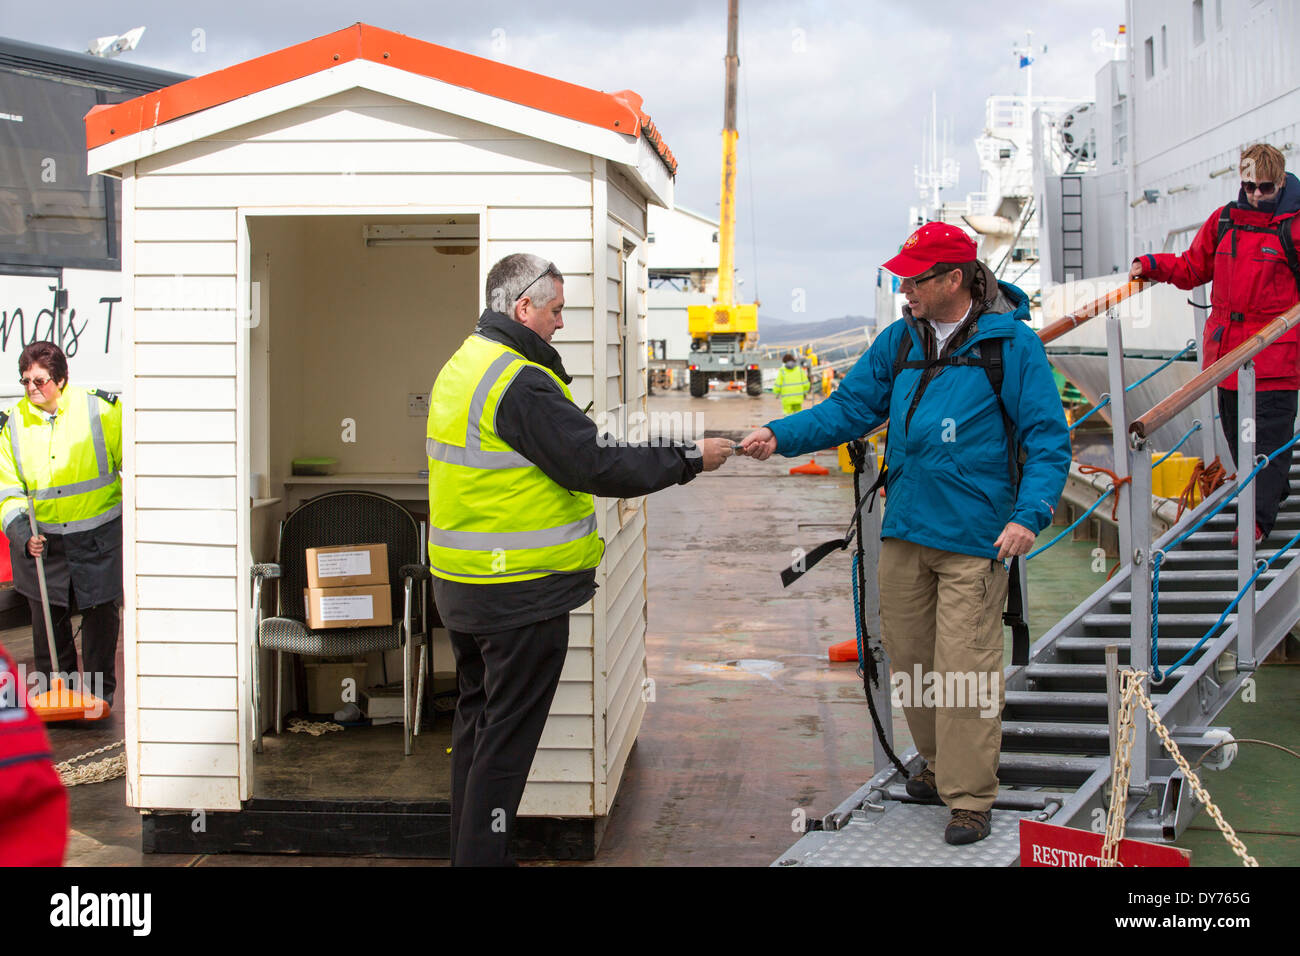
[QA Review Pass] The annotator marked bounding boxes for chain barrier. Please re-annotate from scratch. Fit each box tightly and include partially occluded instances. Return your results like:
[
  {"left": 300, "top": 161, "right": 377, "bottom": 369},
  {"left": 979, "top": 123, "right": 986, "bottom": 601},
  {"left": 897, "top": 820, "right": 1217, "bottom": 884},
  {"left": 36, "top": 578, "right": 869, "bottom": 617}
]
[
  {"left": 56, "top": 740, "right": 126, "bottom": 787},
  {"left": 1102, "top": 670, "right": 1257, "bottom": 866},
  {"left": 288, "top": 718, "right": 342, "bottom": 736}
]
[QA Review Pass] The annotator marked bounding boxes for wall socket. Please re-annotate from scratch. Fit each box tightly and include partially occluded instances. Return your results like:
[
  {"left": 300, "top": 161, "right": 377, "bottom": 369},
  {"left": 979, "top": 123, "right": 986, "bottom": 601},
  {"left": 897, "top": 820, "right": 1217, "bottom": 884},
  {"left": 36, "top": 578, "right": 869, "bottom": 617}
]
[{"left": 408, "top": 393, "right": 430, "bottom": 417}]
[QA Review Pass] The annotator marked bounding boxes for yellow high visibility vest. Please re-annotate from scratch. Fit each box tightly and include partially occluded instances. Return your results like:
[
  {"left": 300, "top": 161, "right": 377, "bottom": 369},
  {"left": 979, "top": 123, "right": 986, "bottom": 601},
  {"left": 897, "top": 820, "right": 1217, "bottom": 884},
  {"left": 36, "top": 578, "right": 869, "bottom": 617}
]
[
  {"left": 426, "top": 333, "right": 604, "bottom": 584},
  {"left": 774, "top": 366, "right": 810, "bottom": 399},
  {"left": 0, "top": 386, "right": 122, "bottom": 537}
]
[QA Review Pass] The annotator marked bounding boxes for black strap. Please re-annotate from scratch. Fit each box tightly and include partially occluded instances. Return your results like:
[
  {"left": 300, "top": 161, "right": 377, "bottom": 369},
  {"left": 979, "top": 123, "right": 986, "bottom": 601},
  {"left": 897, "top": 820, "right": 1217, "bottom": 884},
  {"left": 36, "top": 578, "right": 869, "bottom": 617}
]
[
  {"left": 1216, "top": 206, "right": 1300, "bottom": 294},
  {"left": 91, "top": 388, "right": 117, "bottom": 405},
  {"left": 0, "top": 411, "right": 7, "bottom": 431},
  {"left": 1004, "top": 555, "right": 1031, "bottom": 667}
]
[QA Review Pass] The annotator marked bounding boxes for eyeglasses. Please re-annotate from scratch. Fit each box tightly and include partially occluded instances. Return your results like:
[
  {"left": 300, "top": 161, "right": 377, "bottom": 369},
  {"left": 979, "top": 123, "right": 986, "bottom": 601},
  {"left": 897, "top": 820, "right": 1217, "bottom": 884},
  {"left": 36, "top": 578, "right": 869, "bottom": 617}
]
[
  {"left": 900, "top": 267, "right": 956, "bottom": 290},
  {"left": 515, "top": 264, "right": 560, "bottom": 302},
  {"left": 19, "top": 377, "right": 52, "bottom": 389},
  {"left": 1242, "top": 181, "right": 1277, "bottom": 196}
]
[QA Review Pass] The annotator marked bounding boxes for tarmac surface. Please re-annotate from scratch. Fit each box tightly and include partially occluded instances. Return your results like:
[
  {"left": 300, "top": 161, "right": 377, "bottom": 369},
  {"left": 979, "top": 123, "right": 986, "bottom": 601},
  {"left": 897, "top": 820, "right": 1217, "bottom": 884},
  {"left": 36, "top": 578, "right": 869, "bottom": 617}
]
[{"left": 8, "top": 385, "right": 1298, "bottom": 866}]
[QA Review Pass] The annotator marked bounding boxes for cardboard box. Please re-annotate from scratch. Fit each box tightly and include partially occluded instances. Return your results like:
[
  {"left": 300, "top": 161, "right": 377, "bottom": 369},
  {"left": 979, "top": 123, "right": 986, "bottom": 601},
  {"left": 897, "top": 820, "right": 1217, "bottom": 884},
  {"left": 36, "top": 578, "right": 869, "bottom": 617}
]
[
  {"left": 304, "top": 661, "right": 369, "bottom": 714},
  {"left": 305, "top": 543, "right": 389, "bottom": 589},
  {"left": 304, "top": 585, "right": 393, "bottom": 629}
]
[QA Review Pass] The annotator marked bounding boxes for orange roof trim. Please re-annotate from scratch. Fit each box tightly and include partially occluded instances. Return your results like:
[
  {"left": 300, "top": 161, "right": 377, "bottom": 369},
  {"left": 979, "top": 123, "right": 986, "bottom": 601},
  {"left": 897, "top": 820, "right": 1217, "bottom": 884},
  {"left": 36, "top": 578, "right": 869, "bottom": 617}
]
[{"left": 86, "top": 23, "right": 677, "bottom": 176}]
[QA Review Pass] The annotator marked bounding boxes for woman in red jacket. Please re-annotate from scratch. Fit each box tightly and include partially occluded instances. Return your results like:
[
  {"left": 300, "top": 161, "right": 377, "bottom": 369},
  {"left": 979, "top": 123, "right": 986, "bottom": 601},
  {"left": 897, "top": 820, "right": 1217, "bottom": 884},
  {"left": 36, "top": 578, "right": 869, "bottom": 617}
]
[{"left": 1131, "top": 143, "right": 1300, "bottom": 543}]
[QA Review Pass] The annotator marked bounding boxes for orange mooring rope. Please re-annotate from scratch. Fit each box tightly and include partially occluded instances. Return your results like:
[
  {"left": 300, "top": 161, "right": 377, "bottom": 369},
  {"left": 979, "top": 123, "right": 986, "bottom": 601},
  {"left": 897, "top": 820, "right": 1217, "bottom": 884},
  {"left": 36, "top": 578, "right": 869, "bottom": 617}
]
[
  {"left": 1176, "top": 455, "right": 1232, "bottom": 520},
  {"left": 1078, "top": 465, "right": 1132, "bottom": 521}
]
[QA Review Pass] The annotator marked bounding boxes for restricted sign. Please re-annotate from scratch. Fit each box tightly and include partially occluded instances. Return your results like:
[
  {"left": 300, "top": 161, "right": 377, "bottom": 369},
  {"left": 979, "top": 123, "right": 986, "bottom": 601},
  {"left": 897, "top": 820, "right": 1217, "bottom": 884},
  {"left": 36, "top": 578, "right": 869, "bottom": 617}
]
[{"left": 1020, "top": 820, "right": 1191, "bottom": 867}]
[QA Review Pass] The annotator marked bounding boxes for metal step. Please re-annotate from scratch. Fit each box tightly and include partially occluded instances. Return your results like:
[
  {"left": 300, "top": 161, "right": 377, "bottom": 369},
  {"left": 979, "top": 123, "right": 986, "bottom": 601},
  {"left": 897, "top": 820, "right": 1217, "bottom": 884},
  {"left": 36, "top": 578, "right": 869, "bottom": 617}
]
[
  {"left": 1082, "top": 612, "right": 1233, "bottom": 637},
  {"left": 1053, "top": 636, "right": 1213, "bottom": 664},
  {"left": 1108, "top": 590, "right": 1244, "bottom": 614},
  {"left": 995, "top": 753, "right": 1107, "bottom": 787},
  {"left": 1021, "top": 662, "right": 1188, "bottom": 692},
  {"left": 1153, "top": 549, "right": 1266, "bottom": 570},
  {"left": 1151, "top": 568, "right": 1279, "bottom": 585},
  {"left": 1000, "top": 720, "right": 1110, "bottom": 755}
]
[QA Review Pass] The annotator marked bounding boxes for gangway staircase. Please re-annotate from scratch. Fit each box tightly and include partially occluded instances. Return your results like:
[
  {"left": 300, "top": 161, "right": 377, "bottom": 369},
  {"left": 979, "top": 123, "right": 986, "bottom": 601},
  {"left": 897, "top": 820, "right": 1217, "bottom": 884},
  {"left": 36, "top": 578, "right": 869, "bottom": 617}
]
[{"left": 775, "top": 284, "right": 1300, "bottom": 866}]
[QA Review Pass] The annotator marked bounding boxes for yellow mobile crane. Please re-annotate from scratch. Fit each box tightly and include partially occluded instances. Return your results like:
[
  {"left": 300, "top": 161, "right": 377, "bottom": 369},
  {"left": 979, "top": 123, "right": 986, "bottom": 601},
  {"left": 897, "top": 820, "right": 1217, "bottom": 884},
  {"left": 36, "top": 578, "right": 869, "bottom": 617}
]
[{"left": 687, "top": 0, "right": 768, "bottom": 397}]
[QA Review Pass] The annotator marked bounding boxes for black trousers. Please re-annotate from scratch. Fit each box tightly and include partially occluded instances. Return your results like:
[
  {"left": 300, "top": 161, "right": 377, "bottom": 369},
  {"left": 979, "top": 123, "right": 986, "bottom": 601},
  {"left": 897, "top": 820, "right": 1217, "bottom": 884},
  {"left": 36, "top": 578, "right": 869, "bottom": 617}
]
[
  {"left": 30, "top": 585, "right": 120, "bottom": 702},
  {"left": 447, "top": 613, "right": 570, "bottom": 866},
  {"left": 1218, "top": 387, "right": 1298, "bottom": 536}
]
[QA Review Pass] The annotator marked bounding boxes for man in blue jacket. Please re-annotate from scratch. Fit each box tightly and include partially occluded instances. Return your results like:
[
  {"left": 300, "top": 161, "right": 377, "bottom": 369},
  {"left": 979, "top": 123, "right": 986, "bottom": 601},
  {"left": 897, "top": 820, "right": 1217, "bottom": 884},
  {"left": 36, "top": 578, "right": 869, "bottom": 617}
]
[{"left": 740, "top": 223, "right": 1070, "bottom": 845}]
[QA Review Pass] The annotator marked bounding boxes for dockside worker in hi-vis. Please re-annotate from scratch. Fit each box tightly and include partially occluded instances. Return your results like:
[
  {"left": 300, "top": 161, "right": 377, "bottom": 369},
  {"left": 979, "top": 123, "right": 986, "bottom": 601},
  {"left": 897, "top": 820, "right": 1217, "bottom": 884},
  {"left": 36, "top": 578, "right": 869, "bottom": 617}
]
[
  {"left": 0, "top": 342, "right": 123, "bottom": 711},
  {"left": 426, "top": 253, "right": 734, "bottom": 866},
  {"left": 740, "top": 223, "right": 1071, "bottom": 846},
  {"left": 774, "top": 352, "right": 811, "bottom": 414}
]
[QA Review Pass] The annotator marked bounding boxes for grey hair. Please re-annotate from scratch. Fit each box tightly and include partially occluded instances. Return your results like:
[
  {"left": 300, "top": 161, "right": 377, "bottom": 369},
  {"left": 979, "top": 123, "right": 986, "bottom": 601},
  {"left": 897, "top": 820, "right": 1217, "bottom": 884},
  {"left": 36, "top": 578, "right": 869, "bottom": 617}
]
[{"left": 486, "top": 253, "right": 564, "bottom": 314}]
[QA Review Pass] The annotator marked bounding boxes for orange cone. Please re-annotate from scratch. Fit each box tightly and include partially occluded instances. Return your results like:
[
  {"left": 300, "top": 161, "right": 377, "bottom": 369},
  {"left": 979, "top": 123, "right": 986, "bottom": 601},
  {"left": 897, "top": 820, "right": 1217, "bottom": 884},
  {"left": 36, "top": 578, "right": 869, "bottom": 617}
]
[
  {"left": 828, "top": 640, "right": 859, "bottom": 662},
  {"left": 789, "top": 458, "right": 829, "bottom": 476}
]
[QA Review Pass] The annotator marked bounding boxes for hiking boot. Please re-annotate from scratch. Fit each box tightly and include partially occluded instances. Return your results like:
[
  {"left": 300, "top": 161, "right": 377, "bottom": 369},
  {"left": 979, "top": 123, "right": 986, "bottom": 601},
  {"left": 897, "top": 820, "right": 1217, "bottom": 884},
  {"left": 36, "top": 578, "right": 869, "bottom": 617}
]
[
  {"left": 1231, "top": 524, "right": 1264, "bottom": 547},
  {"left": 904, "top": 765, "right": 938, "bottom": 800},
  {"left": 944, "top": 809, "right": 992, "bottom": 845}
]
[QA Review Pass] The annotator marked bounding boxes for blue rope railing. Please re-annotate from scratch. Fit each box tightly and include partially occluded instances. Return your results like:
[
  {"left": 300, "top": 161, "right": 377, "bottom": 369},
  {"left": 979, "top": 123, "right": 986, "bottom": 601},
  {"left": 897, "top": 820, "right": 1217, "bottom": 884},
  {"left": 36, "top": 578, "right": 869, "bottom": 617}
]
[
  {"left": 1124, "top": 339, "right": 1197, "bottom": 394},
  {"left": 1026, "top": 487, "right": 1115, "bottom": 561},
  {"left": 1150, "top": 427, "right": 1300, "bottom": 678},
  {"left": 1153, "top": 421, "right": 1202, "bottom": 469},
  {"left": 1068, "top": 394, "right": 1111, "bottom": 433}
]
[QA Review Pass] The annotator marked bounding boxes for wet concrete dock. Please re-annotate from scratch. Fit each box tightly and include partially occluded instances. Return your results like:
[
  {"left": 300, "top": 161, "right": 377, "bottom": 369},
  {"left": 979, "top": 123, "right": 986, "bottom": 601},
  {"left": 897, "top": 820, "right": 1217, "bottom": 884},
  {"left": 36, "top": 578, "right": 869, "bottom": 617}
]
[{"left": 8, "top": 386, "right": 1298, "bottom": 866}]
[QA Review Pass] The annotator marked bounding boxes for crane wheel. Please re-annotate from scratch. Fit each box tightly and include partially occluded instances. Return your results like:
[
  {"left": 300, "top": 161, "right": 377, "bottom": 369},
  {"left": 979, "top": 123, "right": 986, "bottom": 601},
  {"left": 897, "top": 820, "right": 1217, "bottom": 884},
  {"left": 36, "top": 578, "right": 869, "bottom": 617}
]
[
  {"left": 689, "top": 371, "right": 707, "bottom": 398},
  {"left": 745, "top": 369, "right": 762, "bottom": 396}
]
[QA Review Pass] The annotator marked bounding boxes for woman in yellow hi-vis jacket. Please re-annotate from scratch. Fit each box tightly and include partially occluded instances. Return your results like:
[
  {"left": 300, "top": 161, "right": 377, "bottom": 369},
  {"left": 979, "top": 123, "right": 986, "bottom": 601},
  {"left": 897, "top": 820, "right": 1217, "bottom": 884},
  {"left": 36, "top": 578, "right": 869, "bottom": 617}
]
[{"left": 0, "top": 343, "right": 123, "bottom": 709}]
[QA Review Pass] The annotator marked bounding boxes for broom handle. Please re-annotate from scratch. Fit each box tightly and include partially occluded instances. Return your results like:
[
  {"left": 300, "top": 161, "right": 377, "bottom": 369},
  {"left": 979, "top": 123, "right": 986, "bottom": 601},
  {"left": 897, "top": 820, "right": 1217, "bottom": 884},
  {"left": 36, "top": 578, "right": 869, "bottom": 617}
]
[{"left": 25, "top": 494, "right": 58, "bottom": 671}]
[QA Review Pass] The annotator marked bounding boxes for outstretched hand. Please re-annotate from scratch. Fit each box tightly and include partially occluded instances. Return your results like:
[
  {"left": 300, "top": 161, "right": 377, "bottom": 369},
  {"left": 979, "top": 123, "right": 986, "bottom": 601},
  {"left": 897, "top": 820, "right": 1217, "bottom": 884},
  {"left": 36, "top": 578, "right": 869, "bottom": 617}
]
[
  {"left": 738, "top": 427, "right": 777, "bottom": 460},
  {"left": 696, "top": 437, "right": 735, "bottom": 472}
]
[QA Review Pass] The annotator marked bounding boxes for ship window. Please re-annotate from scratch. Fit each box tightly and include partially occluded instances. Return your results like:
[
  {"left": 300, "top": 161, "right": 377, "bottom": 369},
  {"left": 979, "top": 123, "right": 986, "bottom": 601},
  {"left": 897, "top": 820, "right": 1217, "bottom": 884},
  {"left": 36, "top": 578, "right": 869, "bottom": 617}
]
[
  {"left": 1161, "top": 26, "right": 1168, "bottom": 68},
  {"left": 1193, "top": 0, "right": 1205, "bottom": 45},
  {"left": 1144, "top": 37, "right": 1155, "bottom": 78}
]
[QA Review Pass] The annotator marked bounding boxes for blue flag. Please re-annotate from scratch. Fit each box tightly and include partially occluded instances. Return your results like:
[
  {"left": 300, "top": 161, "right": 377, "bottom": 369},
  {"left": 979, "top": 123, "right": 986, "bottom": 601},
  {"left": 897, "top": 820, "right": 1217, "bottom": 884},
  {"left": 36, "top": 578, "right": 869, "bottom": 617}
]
[{"left": 1019, "top": 55, "right": 1033, "bottom": 68}]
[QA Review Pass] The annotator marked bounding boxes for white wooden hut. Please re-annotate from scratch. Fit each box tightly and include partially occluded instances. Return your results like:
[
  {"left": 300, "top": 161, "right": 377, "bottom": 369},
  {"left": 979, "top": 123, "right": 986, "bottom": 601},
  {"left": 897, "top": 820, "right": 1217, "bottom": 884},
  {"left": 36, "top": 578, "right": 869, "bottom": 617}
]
[{"left": 85, "top": 23, "right": 675, "bottom": 856}]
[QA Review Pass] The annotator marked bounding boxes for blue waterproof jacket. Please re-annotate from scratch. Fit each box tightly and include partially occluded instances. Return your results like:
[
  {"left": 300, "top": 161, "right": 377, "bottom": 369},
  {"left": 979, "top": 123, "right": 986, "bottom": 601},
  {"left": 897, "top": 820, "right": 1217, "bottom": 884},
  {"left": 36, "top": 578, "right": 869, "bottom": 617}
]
[{"left": 767, "top": 275, "right": 1071, "bottom": 560}]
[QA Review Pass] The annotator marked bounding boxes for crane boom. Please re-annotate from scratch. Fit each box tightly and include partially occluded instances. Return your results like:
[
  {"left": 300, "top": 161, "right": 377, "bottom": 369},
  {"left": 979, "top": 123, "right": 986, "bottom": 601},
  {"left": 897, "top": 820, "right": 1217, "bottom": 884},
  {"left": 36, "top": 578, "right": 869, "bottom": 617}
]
[{"left": 716, "top": 0, "right": 739, "bottom": 308}]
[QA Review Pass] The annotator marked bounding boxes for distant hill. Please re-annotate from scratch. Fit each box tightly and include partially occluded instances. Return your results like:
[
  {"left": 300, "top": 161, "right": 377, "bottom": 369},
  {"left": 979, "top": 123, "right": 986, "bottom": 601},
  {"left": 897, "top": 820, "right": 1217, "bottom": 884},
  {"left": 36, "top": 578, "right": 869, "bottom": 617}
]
[{"left": 758, "top": 314, "right": 872, "bottom": 346}]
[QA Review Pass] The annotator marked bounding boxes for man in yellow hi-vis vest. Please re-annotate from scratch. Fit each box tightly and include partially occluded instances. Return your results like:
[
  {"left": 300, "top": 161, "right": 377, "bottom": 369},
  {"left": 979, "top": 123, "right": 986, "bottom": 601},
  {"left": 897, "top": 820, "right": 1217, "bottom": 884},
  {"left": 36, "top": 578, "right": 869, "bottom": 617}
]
[
  {"left": 0, "top": 343, "right": 122, "bottom": 710},
  {"left": 428, "top": 253, "right": 733, "bottom": 866},
  {"left": 774, "top": 352, "right": 811, "bottom": 414}
]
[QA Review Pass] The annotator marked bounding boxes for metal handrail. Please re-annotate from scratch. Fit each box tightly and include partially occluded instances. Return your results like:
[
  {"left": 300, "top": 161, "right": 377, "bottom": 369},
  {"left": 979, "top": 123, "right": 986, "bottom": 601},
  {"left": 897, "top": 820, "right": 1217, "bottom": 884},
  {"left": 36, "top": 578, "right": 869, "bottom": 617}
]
[
  {"left": 1129, "top": 301, "right": 1300, "bottom": 443},
  {"left": 1038, "top": 279, "right": 1148, "bottom": 346}
]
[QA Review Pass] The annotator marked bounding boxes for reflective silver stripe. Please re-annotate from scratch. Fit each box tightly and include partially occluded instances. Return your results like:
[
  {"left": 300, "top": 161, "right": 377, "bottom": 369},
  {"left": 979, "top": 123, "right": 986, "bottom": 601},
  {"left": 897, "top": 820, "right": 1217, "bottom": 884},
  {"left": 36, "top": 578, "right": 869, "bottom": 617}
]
[
  {"left": 426, "top": 437, "right": 530, "bottom": 470},
  {"left": 0, "top": 486, "right": 24, "bottom": 499},
  {"left": 36, "top": 502, "right": 122, "bottom": 534},
  {"left": 2, "top": 507, "right": 28, "bottom": 534},
  {"left": 31, "top": 472, "right": 119, "bottom": 499},
  {"left": 429, "top": 563, "right": 596, "bottom": 580},
  {"left": 465, "top": 351, "right": 519, "bottom": 451},
  {"left": 8, "top": 417, "right": 22, "bottom": 486},
  {"left": 429, "top": 513, "right": 597, "bottom": 551},
  {"left": 86, "top": 392, "right": 110, "bottom": 477}
]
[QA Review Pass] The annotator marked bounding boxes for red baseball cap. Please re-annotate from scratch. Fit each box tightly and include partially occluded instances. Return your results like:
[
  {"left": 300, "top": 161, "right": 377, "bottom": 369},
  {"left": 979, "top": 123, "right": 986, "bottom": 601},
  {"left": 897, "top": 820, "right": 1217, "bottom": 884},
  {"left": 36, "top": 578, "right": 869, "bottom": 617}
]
[{"left": 882, "top": 222, "right": 978, "bottom": 278}]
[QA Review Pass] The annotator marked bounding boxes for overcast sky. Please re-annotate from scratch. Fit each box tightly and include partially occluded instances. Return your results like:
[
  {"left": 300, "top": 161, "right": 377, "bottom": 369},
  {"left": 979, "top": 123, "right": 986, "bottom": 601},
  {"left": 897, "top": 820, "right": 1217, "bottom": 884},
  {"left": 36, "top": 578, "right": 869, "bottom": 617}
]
[{"left": 4, "top": 0, "right": 1125, "bottom": 322}]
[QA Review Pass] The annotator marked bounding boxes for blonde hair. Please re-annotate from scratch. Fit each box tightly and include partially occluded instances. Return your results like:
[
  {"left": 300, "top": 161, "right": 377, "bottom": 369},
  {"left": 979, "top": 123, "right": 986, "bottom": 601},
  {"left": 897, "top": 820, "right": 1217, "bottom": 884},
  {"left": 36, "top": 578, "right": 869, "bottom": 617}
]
[{"left": 1240, "top": 143, "right": 1286, "bottom": 185}]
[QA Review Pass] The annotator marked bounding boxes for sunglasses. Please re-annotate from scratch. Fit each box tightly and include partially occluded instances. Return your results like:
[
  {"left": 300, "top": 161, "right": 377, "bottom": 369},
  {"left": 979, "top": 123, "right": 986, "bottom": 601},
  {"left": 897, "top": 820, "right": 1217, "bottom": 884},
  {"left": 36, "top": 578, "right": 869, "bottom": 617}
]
[
  {"left": 19, "top": 376, "right": 52, "bottom": 389},
  {"left": 515, "top": 264, "right": 560, "bottom": 302},
  {"left": 901, "top": 267, "right": 957, "bottom": 289},
  {"left": 1242, "top": 181, "right": 1277, "bottom": 196}
]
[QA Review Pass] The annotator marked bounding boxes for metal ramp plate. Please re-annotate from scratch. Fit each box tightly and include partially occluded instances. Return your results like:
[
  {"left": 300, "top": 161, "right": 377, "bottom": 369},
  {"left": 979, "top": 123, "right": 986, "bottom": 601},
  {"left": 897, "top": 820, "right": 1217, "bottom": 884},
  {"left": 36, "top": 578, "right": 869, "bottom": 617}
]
[{"left": 773, "top": 803, "right": 1040, "bottom": 867}]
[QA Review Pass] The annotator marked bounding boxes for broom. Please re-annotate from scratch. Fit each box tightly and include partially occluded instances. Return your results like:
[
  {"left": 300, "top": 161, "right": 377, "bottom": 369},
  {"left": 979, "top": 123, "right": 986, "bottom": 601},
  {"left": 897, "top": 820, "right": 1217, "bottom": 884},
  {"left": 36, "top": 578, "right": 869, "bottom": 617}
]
[{"left": 24, "top": 492, "right": 110, "bottom": 721}]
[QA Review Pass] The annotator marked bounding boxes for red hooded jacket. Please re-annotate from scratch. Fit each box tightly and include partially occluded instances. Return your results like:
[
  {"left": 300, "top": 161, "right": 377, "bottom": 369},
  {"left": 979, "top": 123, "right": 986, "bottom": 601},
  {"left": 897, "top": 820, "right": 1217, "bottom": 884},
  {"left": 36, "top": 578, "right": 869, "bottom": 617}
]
[
  {"left": 1136, "top": 171, "right": 1300, "bottom": 390},
  {"left": 0, "top": 642, "right": 67, "bottom": 866}
]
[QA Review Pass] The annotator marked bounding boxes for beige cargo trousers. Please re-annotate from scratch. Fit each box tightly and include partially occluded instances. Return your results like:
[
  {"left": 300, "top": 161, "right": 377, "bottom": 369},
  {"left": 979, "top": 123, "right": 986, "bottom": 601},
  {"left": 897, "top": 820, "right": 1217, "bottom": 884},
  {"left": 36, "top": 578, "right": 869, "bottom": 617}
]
[{"left": 878, "top": 538, "right": 1008, "bottom": 811}]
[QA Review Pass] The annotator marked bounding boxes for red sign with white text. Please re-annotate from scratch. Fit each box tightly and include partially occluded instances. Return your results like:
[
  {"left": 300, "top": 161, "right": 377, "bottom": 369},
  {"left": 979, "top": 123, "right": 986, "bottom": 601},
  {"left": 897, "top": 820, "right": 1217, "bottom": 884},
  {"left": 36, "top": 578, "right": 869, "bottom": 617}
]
[{"left": 1020, "top": 820, "right": 1191, "bottom": 867}]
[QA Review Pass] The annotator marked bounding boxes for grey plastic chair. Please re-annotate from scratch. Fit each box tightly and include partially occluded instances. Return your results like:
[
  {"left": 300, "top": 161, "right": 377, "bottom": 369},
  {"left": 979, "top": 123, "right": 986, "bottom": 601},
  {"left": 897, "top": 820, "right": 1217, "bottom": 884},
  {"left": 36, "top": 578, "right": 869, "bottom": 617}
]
[{"left": 249, "top": 490, "right": 430, "bottom": 755}]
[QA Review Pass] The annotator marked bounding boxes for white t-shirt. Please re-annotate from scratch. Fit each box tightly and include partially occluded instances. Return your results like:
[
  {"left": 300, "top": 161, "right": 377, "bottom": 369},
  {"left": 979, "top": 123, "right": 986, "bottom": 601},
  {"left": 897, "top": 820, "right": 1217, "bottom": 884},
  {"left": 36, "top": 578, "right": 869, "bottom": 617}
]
[{"left": 929, "top": 303, "right": 972, "bottom": 354}]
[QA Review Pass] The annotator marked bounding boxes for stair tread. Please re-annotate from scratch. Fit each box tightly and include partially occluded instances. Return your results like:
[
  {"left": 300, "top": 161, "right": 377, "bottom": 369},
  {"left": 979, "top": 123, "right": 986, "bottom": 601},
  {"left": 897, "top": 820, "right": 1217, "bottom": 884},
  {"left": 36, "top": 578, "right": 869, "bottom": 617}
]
[
  {"left": 1055, "top": 636, "right": 1204, "bottom": 650},
  {"left": 1002, "top": 721, "right": 1110, "bottom": 738}
]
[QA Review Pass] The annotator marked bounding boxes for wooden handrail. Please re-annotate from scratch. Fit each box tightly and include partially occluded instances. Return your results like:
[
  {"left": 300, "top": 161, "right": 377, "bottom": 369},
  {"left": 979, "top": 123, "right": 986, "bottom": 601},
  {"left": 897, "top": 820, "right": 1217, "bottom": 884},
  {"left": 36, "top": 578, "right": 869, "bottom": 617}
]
[
  {"left": 1038, "top": 279, "right": 1148, "bottom": 346},
  {"left": 1130, "top": 301, "right": 1300, "bottom": 443}
]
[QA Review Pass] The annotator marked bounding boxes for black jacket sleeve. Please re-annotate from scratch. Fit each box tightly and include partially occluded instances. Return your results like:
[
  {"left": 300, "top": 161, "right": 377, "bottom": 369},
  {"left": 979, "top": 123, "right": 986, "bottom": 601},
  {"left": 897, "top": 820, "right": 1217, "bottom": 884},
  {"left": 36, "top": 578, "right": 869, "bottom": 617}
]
[{"left": 494, "top": 367, "right": 703, "bottom": 498}]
